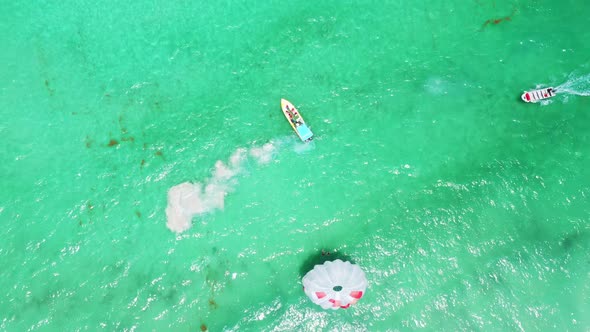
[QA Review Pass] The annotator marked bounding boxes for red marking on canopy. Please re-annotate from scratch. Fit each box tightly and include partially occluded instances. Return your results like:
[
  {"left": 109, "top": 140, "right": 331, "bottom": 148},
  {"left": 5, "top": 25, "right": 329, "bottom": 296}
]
[
  {"left": 328, "top": 299, "right": 341, "bottom": 307},
  {"left": 350, "top": 291, "right": 363, "bottom": 299},
  {"left": 315, "top": 292, "right": 326, "bottom": 299},
  {"left": 340, "top": 303, "right": 351, "bottom": 309},
  {"left": 525, "top": 93, "right": 531, "bottom": 101}
]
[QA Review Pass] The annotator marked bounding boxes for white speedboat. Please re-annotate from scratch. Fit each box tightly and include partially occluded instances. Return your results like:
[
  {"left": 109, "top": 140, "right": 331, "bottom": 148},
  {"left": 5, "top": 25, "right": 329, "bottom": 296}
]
[
  {"left": 280, "top": 99, "right": 313, "bottom": 142},
  {"left": 521, "top": 87, "right": 556, "bottom": 103}
]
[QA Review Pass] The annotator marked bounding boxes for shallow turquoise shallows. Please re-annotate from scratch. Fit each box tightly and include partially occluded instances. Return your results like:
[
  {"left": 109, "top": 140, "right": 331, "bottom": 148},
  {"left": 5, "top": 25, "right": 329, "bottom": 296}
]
[{"left": 1, "top": 0, "right": 589, "bottom": 330}]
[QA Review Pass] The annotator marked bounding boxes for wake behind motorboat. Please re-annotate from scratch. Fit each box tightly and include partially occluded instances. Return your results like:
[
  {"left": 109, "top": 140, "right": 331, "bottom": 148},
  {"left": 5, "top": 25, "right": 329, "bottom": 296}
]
[{"left": 521, "top": 87, "right": 556, "bottom": 103}]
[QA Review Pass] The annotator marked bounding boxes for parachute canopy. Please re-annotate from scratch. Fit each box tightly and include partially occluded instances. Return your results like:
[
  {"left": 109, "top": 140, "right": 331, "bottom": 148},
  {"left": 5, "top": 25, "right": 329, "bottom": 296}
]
[{"left": 302, "top": 259, "right": 367, "bottom": 310}]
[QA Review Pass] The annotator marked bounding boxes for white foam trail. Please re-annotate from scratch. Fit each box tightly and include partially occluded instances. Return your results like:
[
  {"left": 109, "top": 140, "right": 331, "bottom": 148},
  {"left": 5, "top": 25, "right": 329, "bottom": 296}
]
[
  {"left": 556, "top": 73, "right": 590, "bottom": 96},
  {"left": 249, "top": 143, "right": 275, "bottom": 164},
  {"left": 424, "top": 77, "right": 449, "bottom": 95},
  {"left": 294, "top": 140, "right": 316, "bottom": 154},
  {"left": 166, "top": 142, "right": 278, "bottom": 233}
]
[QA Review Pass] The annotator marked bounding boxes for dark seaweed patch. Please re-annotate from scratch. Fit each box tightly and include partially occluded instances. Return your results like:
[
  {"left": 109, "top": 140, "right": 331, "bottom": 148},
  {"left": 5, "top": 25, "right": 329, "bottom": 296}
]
[
  {"left": 481, "top": 8, "right": 517, "bottom": 30},
  {"left": 44, "top": 79, "right": 55, "bottom": 96},
  {"left": 85, "top": 135, "right": 93, "bottom": 148},
  {"left": 208, "top": 297, "right": 217, "bottom": 309},
  {"left": 561, "top": 230, "right": 589, "bottom": 251}
]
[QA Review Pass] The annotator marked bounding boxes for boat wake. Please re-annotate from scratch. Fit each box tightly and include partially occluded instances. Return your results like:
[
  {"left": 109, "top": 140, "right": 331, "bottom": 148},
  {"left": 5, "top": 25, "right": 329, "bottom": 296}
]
[
  {"left": 556, "top": 73, "right": 590, "bottom": 97},
  {"left": 165, "top": 136, "right": 314, "bottom": 233},
  {"left": 294, "top": 139, "right": 316, "bottom": 154},
  {"left": 165, "top": 141, "right": 277, "bottom": 234}
]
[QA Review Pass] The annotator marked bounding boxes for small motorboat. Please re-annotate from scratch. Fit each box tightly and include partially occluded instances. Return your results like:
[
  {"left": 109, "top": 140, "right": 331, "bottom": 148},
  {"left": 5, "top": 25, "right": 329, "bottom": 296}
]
[
  {"left": 280, "top": 99, "right": 313, "bottom": 142},
  {"left": 521, "top": 87, "right": 556, "bottom": 103}
]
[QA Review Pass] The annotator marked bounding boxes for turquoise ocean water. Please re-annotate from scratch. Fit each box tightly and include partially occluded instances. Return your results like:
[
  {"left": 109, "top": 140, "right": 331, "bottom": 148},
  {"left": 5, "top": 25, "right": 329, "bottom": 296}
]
[{"left": 2, "top": 0, "right": 590, "bottom": 330}]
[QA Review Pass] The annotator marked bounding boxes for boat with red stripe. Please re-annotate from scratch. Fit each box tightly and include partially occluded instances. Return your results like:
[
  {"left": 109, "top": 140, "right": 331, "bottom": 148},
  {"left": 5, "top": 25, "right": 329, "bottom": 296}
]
[{"left": 521, "top": 87, "right": 556, "bottom": 103}]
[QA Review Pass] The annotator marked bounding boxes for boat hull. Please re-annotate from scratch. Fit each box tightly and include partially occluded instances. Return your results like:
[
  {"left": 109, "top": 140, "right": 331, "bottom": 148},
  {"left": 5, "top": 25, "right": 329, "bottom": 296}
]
[
  {"left": 280, "top": 99, "right": 314, "bottom": 142},
  {"left": 521, "top": 87, "right": 556, "bottom": 103}
]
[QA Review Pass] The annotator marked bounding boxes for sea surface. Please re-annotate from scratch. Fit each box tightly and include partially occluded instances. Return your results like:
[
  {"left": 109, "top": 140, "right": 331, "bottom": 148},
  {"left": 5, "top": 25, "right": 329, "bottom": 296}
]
[{"left": 1, "top": 0, "right": 589, "bottom": 331}]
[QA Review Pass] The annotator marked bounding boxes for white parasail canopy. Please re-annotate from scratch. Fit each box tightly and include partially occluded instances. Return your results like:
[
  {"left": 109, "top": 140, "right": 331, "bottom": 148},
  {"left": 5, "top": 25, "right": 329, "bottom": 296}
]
[{"left": 302, "top": 259, "right": 367, "bottom": 310}]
